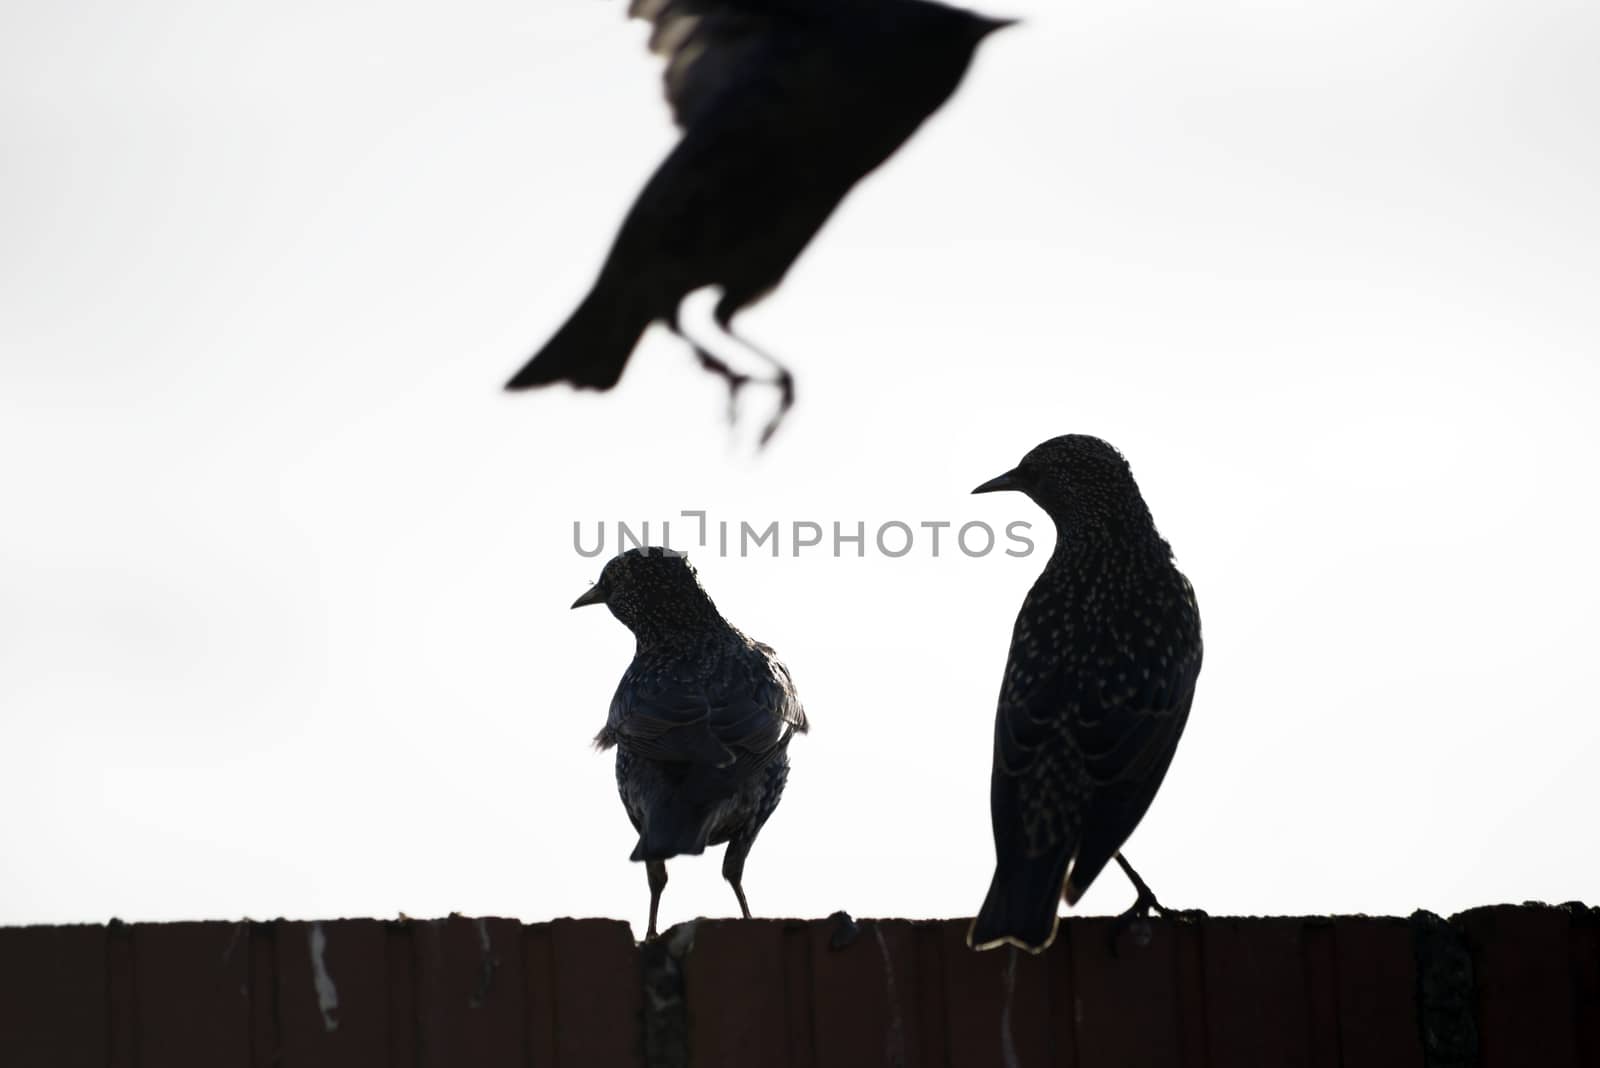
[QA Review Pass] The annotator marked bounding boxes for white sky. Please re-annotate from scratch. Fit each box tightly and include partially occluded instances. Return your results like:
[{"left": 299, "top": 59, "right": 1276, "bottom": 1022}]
[{"left": 2, "top": 0, "right": 1597, "bottom": 931}]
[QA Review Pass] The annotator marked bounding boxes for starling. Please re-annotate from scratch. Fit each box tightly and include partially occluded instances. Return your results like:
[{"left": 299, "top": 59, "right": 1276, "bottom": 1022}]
[
  {"left": 571, "top": 547, "right": 808, "bottom": 939},
  {"left": 966, "top": 435, "right": 1203, "bottom": 954},
  {"left": 505, "top": 0, "right": 1014, "bottom": 444}
]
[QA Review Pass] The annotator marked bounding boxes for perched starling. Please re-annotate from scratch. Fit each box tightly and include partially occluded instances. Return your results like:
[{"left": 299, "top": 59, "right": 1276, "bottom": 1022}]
[
  {"left": 505, "top": 0, "right": 1014, "bottom": 444},
  {"left": 572, "top": 547, "right": 808, "bottom": 939},
  {"left": 966, "top": 435, "right": 1203, "bottom": 954}
]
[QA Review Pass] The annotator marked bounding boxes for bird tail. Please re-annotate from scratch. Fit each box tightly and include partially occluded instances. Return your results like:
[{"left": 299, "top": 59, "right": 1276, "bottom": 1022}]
[
  {"left": 630, "top": 798, "right": 716, "bottom": 862},
  {"left": 967, "top": 853, "right": 1074, "bottom": 954},
  {"left": 504, "top": 286, "right": 651, "bottom": 392}
]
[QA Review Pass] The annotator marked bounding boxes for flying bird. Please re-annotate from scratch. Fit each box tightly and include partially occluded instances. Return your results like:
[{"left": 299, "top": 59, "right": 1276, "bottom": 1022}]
[
  {"left": 572, "top": 547, "right": 808, "bottom": 939},
  {"left": 966, "top": 435, "right": 1204, "bottom": 954},
  {"left": 505, "top": 0, "right": 1015, "bottom": 444}
]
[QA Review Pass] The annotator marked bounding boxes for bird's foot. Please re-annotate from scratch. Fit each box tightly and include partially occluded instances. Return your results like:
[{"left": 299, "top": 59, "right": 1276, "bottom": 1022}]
[
  {"left": 1108, "top": 885, "right": 1160, "bottom": 956},
  {"left": 755, "top": 368, "right": 795, "bottom": 448},
  {"left": 692, "top": 344, "right": 753, "bottom": 426},
  {"left": 1108, "top": 890, "right": 1207, "bottom": 956},
  {"left": 679, "top": 322, "right": 795, "bottom": 447}
]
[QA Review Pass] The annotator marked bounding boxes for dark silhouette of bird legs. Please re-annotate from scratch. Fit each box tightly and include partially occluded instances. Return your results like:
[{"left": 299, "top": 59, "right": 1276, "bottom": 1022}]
[
  {"left": 722, "top": 836, "right": 755, "bottom": 921},
  {"left": 727, "top": 330, "right": 794, "bottom": 447},
  {"left": 646, "top": 860, "right": 668, "bottom": 942},
  {"left": 669, "top": 321, "right": 794, "bottom": 447},
  {"left": 643, "top": 843, "right": 757, "bottom": 941},
  {"left": 1108, "top": 853, "right": 1206, "bottom": 954}
]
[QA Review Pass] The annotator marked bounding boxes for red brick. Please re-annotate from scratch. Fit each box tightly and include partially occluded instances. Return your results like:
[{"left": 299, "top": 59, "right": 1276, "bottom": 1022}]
[
  {"left": 1069, "top": 916, "right": 1187, "bottom": 1068},
  {"left": 131, "top": 921, "right": 252, "bottom": 1067},
  {"left": 0, "top": 924, "right": 106, "bottom": 1068},
  {"left": 1332, "top": 917, "right": 1423, "bottom": 1068},
  {"left": 685, "top": 919, "right": 791, "bottom": 1067},
  {"left": 939, "top": 919, "right": 1056, "bottom": 1068},
  {"left": 413, "top": 916, "right": 526, "bottom": 1068},
  {"left": 1202, "top": 917, "right": 1313, "bottom": 1067},
  {"left": 548, "top": 918, "right": 642, "bottom": 1067},
  {"left": 277, "top": 919, "right": 390, "bottom": 1067},
  {"left": 1457, "top": 905, "right": 1580, "bottom": 1068}
]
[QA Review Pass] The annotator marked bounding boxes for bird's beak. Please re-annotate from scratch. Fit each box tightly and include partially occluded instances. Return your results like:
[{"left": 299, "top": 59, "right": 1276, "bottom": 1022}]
[
  {"left": 972, "top": 468, "right": 1022, "bottom": 495},
  {"left": 978, "top": 15, "right": 1020, "bottom": 36},
  {"left": 571, "top": 583, "right": 607, "bottom": 609}
]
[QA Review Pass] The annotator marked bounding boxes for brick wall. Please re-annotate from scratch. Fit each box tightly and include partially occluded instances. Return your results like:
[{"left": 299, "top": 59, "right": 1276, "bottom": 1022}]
[{"left": 0, "top": 904, "right": 1593, "bottom": 1067}]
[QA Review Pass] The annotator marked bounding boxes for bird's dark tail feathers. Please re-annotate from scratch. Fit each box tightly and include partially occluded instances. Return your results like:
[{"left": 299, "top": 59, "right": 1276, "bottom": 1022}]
[
  {"left": 630, "top": 798, "right": 715, "bottom": 863},
  {"left": 967, "top": 852, "right": 1073, "bottom": 954},
  {"left": 504, "top": 287, "right": 651, "bottom": 392}
]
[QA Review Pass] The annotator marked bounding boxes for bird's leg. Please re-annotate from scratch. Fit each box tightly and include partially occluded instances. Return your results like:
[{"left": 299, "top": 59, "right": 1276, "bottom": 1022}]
[
  {"left": 669, "top": 322, "right": 750, "bottom": 426},
  {"left": 1108, "top": 853, "right": 1205, "bottom": 955},
  {"left": 722, "top": 837, "right": 754, "bottom": 920},
  {"left": 724, "top": 328, "right": 795, "bottom": 448},
  {"left": 1115, "top": 852, "right": 1167, "bottom": 916},
  {"left": 646, "top": 860, "right": 669, "bottom": 942},
  {"left": 1115, "top": 853, "right": 1206, "bottom": 919}
]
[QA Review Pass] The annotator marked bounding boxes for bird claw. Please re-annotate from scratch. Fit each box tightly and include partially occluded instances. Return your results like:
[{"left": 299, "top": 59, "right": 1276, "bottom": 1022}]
[
  {"left": 756, "top": 370, "right": 795, "bottom": 448},
  {"left": 1108, "top": 891, "right": 1205, "bottom": 957},
  {"left": 685, "top": 337, "right": 793, "bottom": 446},
  {"left": 1108, "top": 887, "right": 1159, "bottom": 957},
  {"left": 691, "top": 345, "right": 752, "bottom": 426}
]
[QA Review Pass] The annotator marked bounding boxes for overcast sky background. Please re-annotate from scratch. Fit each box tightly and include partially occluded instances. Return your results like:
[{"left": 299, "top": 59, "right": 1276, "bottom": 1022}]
[{"left": 2, "top": 0, "right": 1597, "bottom": 931}]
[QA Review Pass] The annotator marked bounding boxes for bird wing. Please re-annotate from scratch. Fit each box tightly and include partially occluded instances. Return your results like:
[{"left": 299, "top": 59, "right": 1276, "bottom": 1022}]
[
  {"left": 1068, "top": 641, "right": 1201, "bottom": 792},
  {"left": 993, "top": 583, "right": 1203, "bottom": 865},
  {"left": 598, "top": 679, "right": 738, "bottom": 767},
  {"left": 753, "top": 641, "right": 809, "bottom": 734},
  {"left": 627, "top": 0, "right": 826, "bottom": 129},
  {"left": 598, "top": 649, "right": 804, "bottom": 768}
]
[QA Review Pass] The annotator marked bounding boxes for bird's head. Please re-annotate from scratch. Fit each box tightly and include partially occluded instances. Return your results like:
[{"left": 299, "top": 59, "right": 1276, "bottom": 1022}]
[
  {"left": 571, "top": 546, "right": 721, "bottom": 637},
  {"left": 973, "top": 434, "right": 1157, "bottom": 538}
]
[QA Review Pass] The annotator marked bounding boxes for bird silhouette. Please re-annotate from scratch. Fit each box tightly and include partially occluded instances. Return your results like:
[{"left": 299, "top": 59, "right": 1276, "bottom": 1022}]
[
  {"left": 572, "top": 547, "right": 808, "bottom": 938},
  {"left": 967, "top": 435, "right": 1203, "bottom": 954},
  {"left": 506, "top": 0, "right": 1014, "bottom": 445}
]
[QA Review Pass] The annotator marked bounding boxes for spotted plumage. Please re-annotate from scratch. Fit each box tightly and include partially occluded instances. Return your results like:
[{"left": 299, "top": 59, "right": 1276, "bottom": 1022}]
[
  {"left": 572, "top": 547, "right": 808, "bottom": 939},
  {"left": 967, "top": 435, "right": 1203, "bottom": 953}
]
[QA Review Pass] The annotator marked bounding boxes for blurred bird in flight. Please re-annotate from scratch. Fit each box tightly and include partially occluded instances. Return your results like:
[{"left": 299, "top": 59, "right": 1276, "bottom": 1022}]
[{"left": 505, "top": 0, "right": 1015, "bottom": 445}]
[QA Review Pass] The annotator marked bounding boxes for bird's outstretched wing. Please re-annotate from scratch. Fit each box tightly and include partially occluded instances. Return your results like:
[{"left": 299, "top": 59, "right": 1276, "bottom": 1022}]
[{"left": 627, "top": 0, "right": 828, "bottom": 129}]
